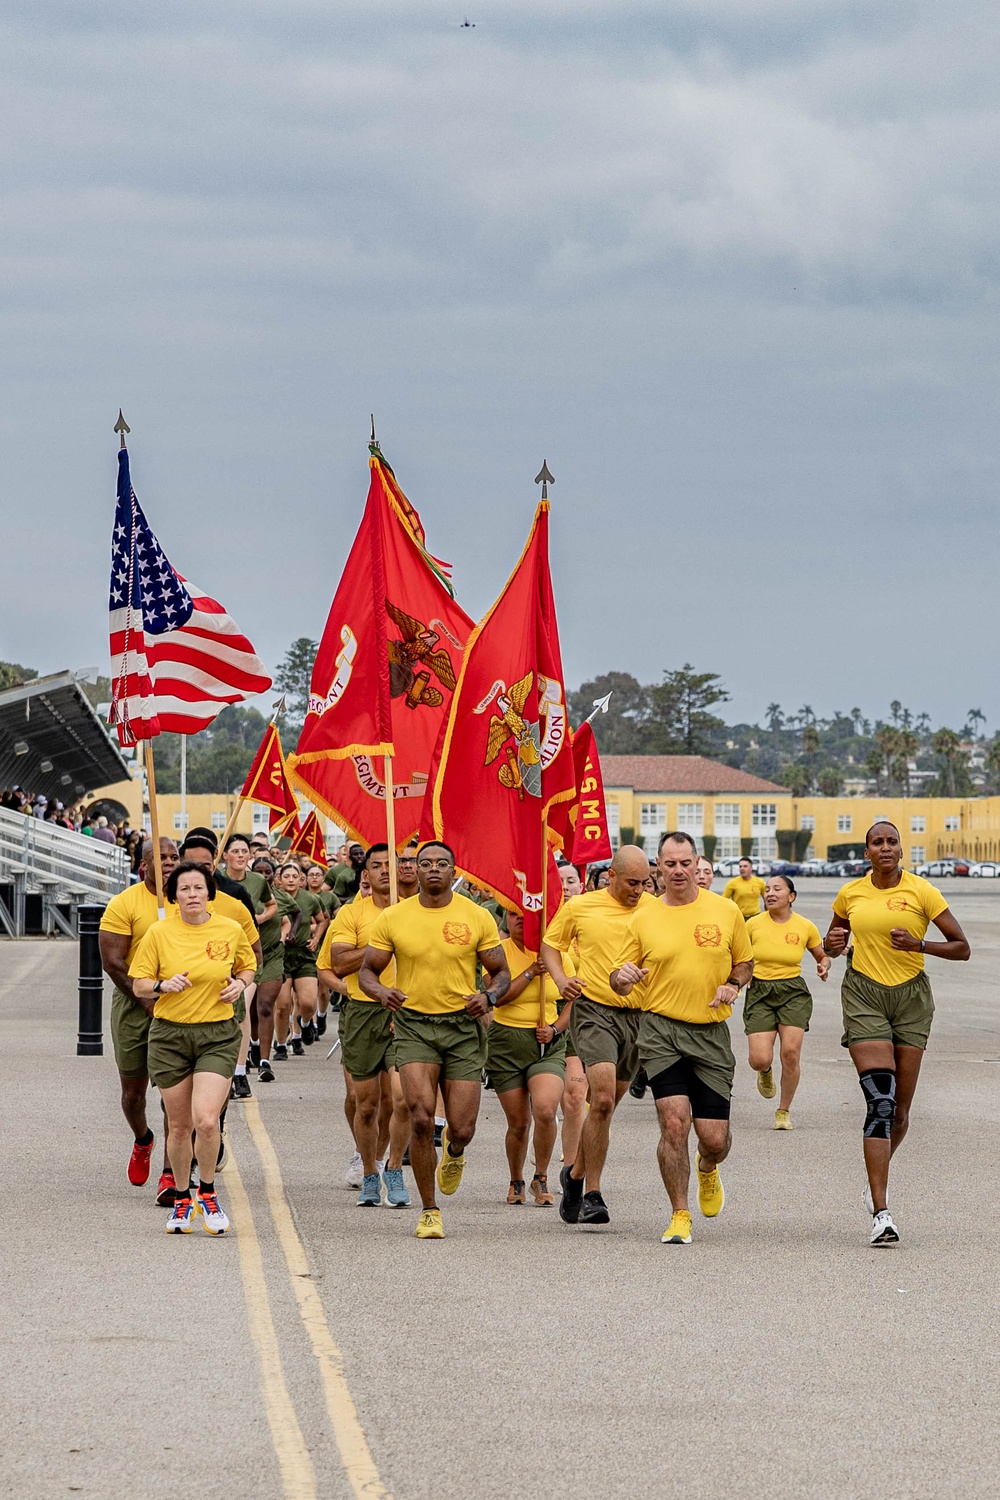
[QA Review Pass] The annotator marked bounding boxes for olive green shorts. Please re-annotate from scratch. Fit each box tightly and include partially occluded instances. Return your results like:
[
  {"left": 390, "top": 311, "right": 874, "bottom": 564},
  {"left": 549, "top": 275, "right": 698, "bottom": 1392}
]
[
  {"left": 233, "top": 992, "right": 247, "bottom": 1024},
  {"left": 283, "top": 946, "right": 317, "bottom": 982},
  {"left": 743, "top": 977, "right": 813, "bottom": 1034},
  {"left": 841, "top": 965, "right": 935, "bottom": 1051},
  {"left": 256, "top": 948, "right": 284, "bottom": 985},
  {"left": 111, "top": 987, "right": 152, "bottom": 1079},
  {"left": 392, "top": 1009, "right": 487, "bottom": 1082},
  {"left": 568, "top": 995, "right": 641, "bottom": 1081},
  {"left": 487, "top": 1019, "right": 566, "bottom": 1094},
  {"left": 340, "top": 999, "right": 395, "bottom": 1081},
  {"left": 638, "top": 1011, "right": 736, "bottom": 1101},
  {"left": 146, "top": 1017, "right": 241, "bottom": 1090}
]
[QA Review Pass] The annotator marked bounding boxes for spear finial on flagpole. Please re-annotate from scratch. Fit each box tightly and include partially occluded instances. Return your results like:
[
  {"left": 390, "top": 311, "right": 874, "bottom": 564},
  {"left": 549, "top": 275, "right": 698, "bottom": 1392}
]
[
  {"left": 534, "top": 460, "right": 554, "bottom": 500},
  {"left": 370, "top": 414, "right": 382, "bottom": 458},
  {"left": 271, "top": 693, "right": 287, "bottom": 722},
  {"left": 585, "top": 692, "right": 613, "bottom": 725},
  {"left": 114, "top": 410, "right": 130, "bottom": 450}
]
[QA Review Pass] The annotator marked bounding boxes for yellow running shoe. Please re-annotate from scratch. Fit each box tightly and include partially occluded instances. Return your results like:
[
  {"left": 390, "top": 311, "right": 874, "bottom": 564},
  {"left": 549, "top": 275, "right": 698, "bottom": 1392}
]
[
  {"left": 436, "top": 1129, "right": 466, "bottom": 1196},
  {"left": 661, "top": 1210, "right": 693, "bottom": 1244},
  {"left": 757, "top": 1067, "right": 776, "bottom": 1099},
  {"left": 415, "top": 1208, "right": 444, "bottom": 1239},
  {"left": 773, "top": 1109, "right": 792, "bottom": 1130},
  {"left": 696, "top": 1155, "right": 724, "bottom": 1217}
]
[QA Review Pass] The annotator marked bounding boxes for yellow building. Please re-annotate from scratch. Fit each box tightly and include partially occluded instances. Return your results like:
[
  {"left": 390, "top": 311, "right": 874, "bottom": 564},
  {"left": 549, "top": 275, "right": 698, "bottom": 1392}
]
[{"left": 793, "top": 796, "right": 1000, "bottom": 866}]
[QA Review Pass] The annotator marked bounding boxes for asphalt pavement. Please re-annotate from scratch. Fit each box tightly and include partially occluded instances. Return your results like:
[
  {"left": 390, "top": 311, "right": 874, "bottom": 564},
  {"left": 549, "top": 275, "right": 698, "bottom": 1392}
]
[{"left": 4, "top": 878, "right": 1000, "bottom": 1500}]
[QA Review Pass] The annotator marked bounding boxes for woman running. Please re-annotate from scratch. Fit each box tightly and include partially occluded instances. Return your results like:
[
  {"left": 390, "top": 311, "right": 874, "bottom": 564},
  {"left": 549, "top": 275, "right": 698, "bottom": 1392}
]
[
  {"left": 248, "top": 856, "right": 291, "bottom": 1082},
  {"left": 824, "top": 820, "right": 969, "bottom": 1247},
  {"left": 488, "top": 908, "right": 572, "bottom": 1205},
  {"left": 130, "top": 860, "right": 256, "bottom": 1234},
  {"left": 745, "top": 875, "right": 828, "bottom": 1129},
  {"left": 274, "top": 862, "right": 326, "bottom": 1057}
]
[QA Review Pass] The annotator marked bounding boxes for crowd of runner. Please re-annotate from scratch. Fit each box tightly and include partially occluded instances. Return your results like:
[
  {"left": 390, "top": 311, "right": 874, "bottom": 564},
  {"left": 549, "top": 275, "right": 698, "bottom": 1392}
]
[{"left": 98, "top": 821, "right": 969, "bottom": 1246}]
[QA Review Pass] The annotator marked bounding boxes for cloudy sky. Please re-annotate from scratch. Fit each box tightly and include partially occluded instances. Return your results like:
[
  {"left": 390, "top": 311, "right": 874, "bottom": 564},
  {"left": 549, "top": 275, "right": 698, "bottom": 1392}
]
[{"left": 3, "top": 0, "right": 998, "bottom": 731}]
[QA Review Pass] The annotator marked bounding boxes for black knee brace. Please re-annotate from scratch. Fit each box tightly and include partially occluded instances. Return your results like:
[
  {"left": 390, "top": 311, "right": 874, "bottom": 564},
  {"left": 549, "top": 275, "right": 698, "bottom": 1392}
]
[{"left": 859, "top": 1069, "right": 896, "bottom": 1139}]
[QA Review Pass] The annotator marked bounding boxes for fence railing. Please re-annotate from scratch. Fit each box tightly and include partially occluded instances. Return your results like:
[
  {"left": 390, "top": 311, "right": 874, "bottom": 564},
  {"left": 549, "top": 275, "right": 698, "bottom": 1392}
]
[{"left": 0, "top": 808, "right": 129, "bottom": 937}]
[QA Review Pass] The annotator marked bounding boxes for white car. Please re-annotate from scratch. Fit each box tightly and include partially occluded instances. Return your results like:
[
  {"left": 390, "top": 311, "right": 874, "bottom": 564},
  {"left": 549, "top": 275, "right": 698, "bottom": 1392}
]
[
  {"left": 798, "top": 859, "right": 827, "bottom": 876},
  {"left": 715, "top": 857, "right": 772, "bottom": 878},
  {"left": 971, "top": 861, "right": 1000, "bottom": 877}
]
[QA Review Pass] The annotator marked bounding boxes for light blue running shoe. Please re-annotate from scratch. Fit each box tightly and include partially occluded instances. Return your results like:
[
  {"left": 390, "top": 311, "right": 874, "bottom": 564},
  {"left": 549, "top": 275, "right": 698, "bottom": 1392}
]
[
  {"left": 382, "top": 1167, "right": 411, "bottom": 1208},
  {"left": 357, "top": 1172, "right": 382, "bottom": 1207}
]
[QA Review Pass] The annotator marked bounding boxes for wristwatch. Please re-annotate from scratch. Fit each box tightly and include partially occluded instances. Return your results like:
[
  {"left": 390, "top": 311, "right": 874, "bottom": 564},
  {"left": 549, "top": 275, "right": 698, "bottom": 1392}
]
[
  {"left": 486, "top": 993, "right": 498, "bottom": 1009},
  {"left": 152, "top": 980, "right": 163, "bottom": 995}
]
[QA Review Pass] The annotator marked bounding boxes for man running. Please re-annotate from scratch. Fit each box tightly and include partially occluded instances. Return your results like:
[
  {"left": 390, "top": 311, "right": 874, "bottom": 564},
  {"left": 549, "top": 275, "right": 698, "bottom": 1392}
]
[
  {"left": 99, "top": 837, "right": 179, "bottom": 1200},
  {"left": 359, "top": 841, "right": 510, "bottom": 1239},
  {"left": 321, "top": 845, "right": 411, "bottom": 1208},
  {"left": 723, "top": 857, "right": 766, "bottom": 919},
  {"left": 396, "top": 845, "right": 419, "bottom": 901},
  {"left": 541, "top": 844, "right": 656, "bottom": 1226},
  {"left": 611, "top": 832, "right": 753, "bottom": 1245}
]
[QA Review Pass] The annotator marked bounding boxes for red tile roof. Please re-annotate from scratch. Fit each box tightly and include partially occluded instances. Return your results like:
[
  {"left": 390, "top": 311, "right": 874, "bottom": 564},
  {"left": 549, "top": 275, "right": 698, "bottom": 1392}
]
[{"left": 601, "top": 755, "right": 790, "bottom": 796}]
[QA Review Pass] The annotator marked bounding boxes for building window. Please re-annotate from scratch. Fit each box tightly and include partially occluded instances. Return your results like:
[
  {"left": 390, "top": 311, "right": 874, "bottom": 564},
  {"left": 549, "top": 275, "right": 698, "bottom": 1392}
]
[
  {"left": 252, "top": 806, "right": 270, "bottom": 831},
  {"left": 715, "top": 836, "right": 741, "bottom": 860},
  {"left": 173, "top": 812, "right": 189, "bottom": 832},
  {"left": 910, "top": 816, "right": 926, "bottom": 834},
  {"left": 751, "top": 835, "right": 777, "bottom": 860},
  {"left": 640, "top": 802, "right": 667, "bottom": 833},
  {"left": 911, "top": 846, "right": 925, "bottom": 865},
  {"left": 944, "top": 816, "right": 960, "bottom": 832},
  {"left": 607, "top": 801, "right": 620, "bottom": 850},
  {"left": 837, "top": 815, "right": 853, "bottom": 834},
  {"left": 675, "top": 802, "right": 704, "bottom": 830},
  {"left": 714, "top": 802, "right": 740, "bottom": 831},
  {"left": 211, "top": 811, "right": 227, "bottom": 831},
  {"left": 800, "top": 815, "right": 816, "bottom": 832},
  {"left": 751, "top": 803, "right": 777, "bottom": 829}
]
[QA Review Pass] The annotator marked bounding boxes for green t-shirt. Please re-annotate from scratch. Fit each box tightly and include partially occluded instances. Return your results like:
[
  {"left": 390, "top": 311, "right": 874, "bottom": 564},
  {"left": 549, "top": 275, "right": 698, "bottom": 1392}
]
[
  {"left": 287, "top": 889, "right": 323, "bottom": 951},
  {"left": 313, "top": 887, "right": 341, "bottom": 918},
  {"left": 329, "top": 865, "right": 360, "bottom": 901},
  {"left": 256, "top": 884, "right": 287, "bottom": 958}
]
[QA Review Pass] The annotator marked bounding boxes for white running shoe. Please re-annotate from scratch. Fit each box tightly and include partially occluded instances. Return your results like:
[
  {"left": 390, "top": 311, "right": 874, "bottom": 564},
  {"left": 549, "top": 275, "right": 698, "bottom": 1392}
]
[
  {"left": 195, "top": 1188, "right": 230, "bottom": 1235},
  {"left": 345, "top": 1151, "right": 364, "bottom": 1189},
  {"left": 870, "top": 1209, "right": 899, "bottom": 1246}
]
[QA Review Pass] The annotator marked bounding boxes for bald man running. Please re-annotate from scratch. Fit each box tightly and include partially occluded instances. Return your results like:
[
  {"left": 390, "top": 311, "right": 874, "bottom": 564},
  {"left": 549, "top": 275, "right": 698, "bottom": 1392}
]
[{"left": 541, "top": 845, "right": 656, "bottom": 1226}]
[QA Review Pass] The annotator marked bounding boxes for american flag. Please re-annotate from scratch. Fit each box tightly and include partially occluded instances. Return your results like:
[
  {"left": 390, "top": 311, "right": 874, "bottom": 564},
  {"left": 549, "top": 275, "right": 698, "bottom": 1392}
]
[{"left": 109, "top": 446, "right": 271, "bottom": 745}]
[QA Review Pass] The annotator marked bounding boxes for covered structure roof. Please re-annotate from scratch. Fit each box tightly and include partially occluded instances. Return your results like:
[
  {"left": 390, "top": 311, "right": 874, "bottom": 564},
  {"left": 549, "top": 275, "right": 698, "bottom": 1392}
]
[
  {"left": 601, "top": 755, "right": 790, "bottom": 796},
  {"left": 0, "top": 672, "right": 132, "bottom": 803}
]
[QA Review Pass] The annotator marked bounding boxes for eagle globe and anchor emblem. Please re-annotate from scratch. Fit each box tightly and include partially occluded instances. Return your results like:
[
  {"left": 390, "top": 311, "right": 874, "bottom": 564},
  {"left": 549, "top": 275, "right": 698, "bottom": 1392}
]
[{"left": 475, "top": 671, "right": 567, "bottom": 802}]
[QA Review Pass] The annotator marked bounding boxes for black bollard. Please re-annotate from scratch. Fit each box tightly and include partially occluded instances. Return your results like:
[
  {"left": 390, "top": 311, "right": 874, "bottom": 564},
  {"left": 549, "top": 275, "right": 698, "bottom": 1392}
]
[{"left": 77, "top": 903, "right": 106, "bottom": 1055}]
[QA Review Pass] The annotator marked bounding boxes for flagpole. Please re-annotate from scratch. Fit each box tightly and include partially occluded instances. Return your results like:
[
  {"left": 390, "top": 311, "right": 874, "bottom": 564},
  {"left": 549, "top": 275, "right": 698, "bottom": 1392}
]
[
  {"left": 144, "top": 740, "right": 165, "bottom": 916},
  {"left": 217, "top": 695, "right": 289, "bottom": 851},
  {"left": 385, "top": 754, "right": 399, "bottom": 904},
  {"left": 538, "top": 815, "right": 549, "bottom": 1032}
]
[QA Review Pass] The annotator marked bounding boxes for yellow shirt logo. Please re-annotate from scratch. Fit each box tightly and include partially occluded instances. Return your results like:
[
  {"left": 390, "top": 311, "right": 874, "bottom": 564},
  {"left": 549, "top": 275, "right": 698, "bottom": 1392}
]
[
  {"left": 442, "top": 921, "right": 472, "bottom": 946},
  {"left": 206, "top": 940, "right": 231, "bottom": 961},
  {"left": 693, "top": 924, "right": 722, "bottom": 949},
  {"left": 784, "top": 932, "right": 802, "bottom": 945},
  {"left": 886, "top": 897, "right": 909, "bottom": 912}
]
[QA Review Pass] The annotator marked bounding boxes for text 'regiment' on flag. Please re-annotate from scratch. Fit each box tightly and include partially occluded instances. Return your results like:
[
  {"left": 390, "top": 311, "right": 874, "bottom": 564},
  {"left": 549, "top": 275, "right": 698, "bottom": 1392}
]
[
  {"left": 108, "top": 447, "right": 271, "bottom": 745},
  {"left": 287, "top": 446, "right": 472, "bottom": 848}
]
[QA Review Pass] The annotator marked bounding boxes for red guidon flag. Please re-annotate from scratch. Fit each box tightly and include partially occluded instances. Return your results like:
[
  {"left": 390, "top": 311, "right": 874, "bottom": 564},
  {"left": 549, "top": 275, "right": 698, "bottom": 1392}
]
[
  {"left": 290, "top": 810, "right": 328, "bottom": 866},
  {"left": 429, "top": 499, "right": 575, "bottom": 947},
  {"left": 287, "top": 446, "right": 473, "bottom": 848},
  {"left": 239, "top": 721, "right": 299, "bottom": 832},
  {"left": 548, "top": 720, "right": 613, "bottom": 867}
]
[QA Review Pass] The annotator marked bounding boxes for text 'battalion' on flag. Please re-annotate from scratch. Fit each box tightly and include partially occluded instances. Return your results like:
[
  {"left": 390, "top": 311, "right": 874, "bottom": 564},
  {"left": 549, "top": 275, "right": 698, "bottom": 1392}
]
[
  {"left": 287, "top": 444, "right": 472, "bottom": 849},
  {"left": 428, "top": 497, "right": 576, "bottom": 948},
  {"left": 108, "top": 447, "right": 271, "bottom": 745}
]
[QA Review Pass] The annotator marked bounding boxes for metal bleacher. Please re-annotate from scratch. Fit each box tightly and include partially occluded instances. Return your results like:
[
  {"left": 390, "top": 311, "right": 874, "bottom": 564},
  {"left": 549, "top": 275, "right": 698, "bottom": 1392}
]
[{"left": 0, "top": 808, "right": 129, "bottom": 938}]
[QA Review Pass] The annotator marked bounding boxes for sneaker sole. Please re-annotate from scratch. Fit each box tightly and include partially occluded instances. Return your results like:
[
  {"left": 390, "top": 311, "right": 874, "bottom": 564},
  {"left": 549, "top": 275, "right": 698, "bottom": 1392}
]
[
  {"left": 871, "top": 1229, "right": 900, "bottom": 1246},
  {"left": 662, "top": 1232, "right": 692, "bottom": 1244}
]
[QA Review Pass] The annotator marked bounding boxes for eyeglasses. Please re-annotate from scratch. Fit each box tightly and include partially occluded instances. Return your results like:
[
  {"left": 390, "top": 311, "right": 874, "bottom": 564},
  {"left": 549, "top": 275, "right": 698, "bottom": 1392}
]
[{"left": 418, "top": 859, "right": 453, "bottom": 870}]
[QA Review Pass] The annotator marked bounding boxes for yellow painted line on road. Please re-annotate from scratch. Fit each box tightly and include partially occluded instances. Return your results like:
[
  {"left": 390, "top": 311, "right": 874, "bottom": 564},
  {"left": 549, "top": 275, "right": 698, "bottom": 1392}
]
[
  {"left": 243, "top": 1097, "right": 392, "bottom": 1500},
  {"left": 226, "top": 1145, "right": 318, "bottom": 1500}
]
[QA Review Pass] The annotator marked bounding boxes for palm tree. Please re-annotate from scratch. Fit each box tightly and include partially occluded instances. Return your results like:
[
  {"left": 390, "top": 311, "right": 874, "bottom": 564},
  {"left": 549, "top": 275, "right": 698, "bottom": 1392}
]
[
  {"left": 875, "top": 725, "right": 902, "bottom": 795},
  {"left": 896, "top": 729, "right": 919, "bottom": 796},
  {"left": 817, "top": 766, "right": 844, "bottom": 797},
  {"left": 932, "top": 727, "right": 964, "bottom": 797},
  {"left": 765, "top": 703, "right": 783, "bottom": 733},
  {"left": 798, "top": 704, "right": 815, "bottom": 725},
  {"left": 850, "top": 706, "right": 862, "bottom": 734},
  {"left": 985, "top": 735, "right": 1000, "bottom": 789},
  {"left": 889, "top": 700, "right": 902, "bottom": 725},
  {"left": 967, "top": 708, "right": 986, "bottom": 740},
  {"left": 915, "top": 711, "right": 932, "bottom": 742},
  {"left": 802, "top": 723, "right": 821, "bottom": 757}
]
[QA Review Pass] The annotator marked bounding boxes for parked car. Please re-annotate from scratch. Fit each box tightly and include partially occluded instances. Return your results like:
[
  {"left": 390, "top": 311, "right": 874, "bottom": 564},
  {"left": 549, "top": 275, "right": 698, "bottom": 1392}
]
[
  {"left": 972, "top": 861, "right": 1000, "bottom": 877},
  {"left": 952, "top": 859, "right": 974, "bottom": 876},
  {"left": 923, "top": 860, "right": 955, "bottom": 878},
  {"left": 798, "top": 859, "right": 827, "bottom": 876},
  {"left": 770, "top": 860, "right": 801, "bottom": 877},
  {"left": 715, "top": 857, "right": 772, "bottom": 878}
]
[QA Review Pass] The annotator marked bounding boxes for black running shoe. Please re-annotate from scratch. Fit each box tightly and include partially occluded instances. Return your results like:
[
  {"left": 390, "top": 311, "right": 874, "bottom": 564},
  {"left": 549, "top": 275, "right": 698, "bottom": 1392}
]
[
  {"left": 258, "top": 1059, "right": 275, "bottom": 1083},
  {"left": 290, "top": 1037, "right": 305, "bottom": 1057},
  {"left": 315, "top": 1011, "right": 328, "bottom": 1038},
  {"left": 433, "top": 1122, "right": 444, "bottom": 1149},
  {"left": 629, "top": 1069, "right": 648, "bottom": 1100},
  {"left": 273, "top": 1043, "right": 288, "bottom": 1062},
  {"left": 249, "top": 1040, "right": 261, "bottom": 1069},
  {"left": 300, "top": 1019, "right": 316, "bottom": 1046},
  {"left": 579, "top": 1190, "right": 610, "bottom": 1225},
  {"left": 559, "top": 1163, "right": 584, "bottom": 1224},
  {"left": 231, "top": 1073, "right": 252, "bottom": 1101}
]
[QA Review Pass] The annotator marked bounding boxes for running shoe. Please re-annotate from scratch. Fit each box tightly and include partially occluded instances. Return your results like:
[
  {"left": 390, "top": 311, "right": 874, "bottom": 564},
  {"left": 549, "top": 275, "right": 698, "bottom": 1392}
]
[
  {"left": 530, "top": 1174, "right": 554, "bottom": 1206},
  {"left": 662, "top": 1210, "right": 693, "bottom": 1244},
  {"left": 258, "top": 1059, "right": 275, "bottom": 1083},
  {"left": 579, "top": 1190, "right": 610, "bottom": 1225},
  {"left": 559, "top": 1163, "right": 584, "bottom": 1224},
  {"left": 127, "top": 1135, "right": 155, "bottom": 1186},
  {"left": 195, "top": 1188, "right": 230, "bottom": 1235},
  {"left": 315, "top": 1011, "right": 328, "bottom": 1038},
  {"left": 436, "top": 1129, "right": 466, "bottom": 1195},
  {"left": 433, "top": 1121, "right": 445, "bottom": 1149},
  {"left": 217, "top": 1136, "right": 228, "bottom": 1172},
  {"left": 345, "top": 1151, "right": 364, "bottom": 1189},
  {"left": 155, "top": 1170, "right": 177, "bottom": 1206},
  {"left": 415, "top": 1208, "right": 444, "bottom": 1239},
  {"left": 628, "top": 1069, "right": 648, "bottom": 1100},
  {"left": 773, "top": 1110, "right": 792, "bottom": 1130},
  {"left": 290, "top": 1037, "right": 305, "bottom": 1057},
  {"left": 357, "top": 1173, "right": 382, "bottom": 1207},
  {"left": 248, "top": 1040, "right": 261, "bottom": 1069},
  {"left": 383, "top": 1167, "right": 410, "bottom": 1208},
  {"left": 230, "top": 1074, "right": 252, "bottom": 1101},
  {"left": 166, "top": 1196, "right": 196, "bottom": 1233},
  {"left": 757, "top": 1067, "right": 776, "bottom": 1099},
  {"left": 273, "top": 1043, "right": 288, "bottom": 1062},
  {"left": 506, "top": 1179, "right": 526, "bottom": 1205},
  {"left": 696, "top": 1155, "right": 724, "bottom": 1217},
  {"left": 300, "top": 1018, "right": 316, "bottom": 1046},
  {"left": 870, "top": 1209, "right": 899, "bottom": 1247}
]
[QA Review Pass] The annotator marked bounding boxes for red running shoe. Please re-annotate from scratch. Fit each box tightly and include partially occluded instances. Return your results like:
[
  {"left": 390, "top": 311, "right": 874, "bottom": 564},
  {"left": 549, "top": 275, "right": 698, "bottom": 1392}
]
[
  {"left": 128, "top": 1135, "right": 155, "bottom": 1186},
  {"left": 155, "top": 1170, "right": 178, "bottom": 1206}
]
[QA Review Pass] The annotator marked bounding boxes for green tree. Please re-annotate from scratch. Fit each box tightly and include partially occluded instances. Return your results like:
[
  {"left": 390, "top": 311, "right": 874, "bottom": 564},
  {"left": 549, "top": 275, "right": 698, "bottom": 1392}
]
[
  {"left": 865, "top": 744, "right": 884, "bottom": 794},
  {"left": 793, "top": 829, "right": 812, "bottom": 861},
  {"left": 801, "top": 723, "right": 821, "bottom": 757},
  {"left": 275, "top": 637, "right": 319, "bottom": 725},
  {"left": 985, "top": 734, "right": 1000, "bottom": 790},
  {"left": 817, "top": 766, "right": 844, "bottom": 797},
  {"left": 567, "top": 672, "right": 652, "bottom": 754},
  {"left": 931, "top": 728, "right": 970, "bottom": 798},
  {"left": 765, "top": 703, "right": 783, "bottom": 732},
  {"left": 619, "top": 825, "right": 640, "bottom": 851},
  {"left": 966, "top": 708, "right": 986, "bottom": 740},
  {"left": 779, "top": 763, "right": 812, "bottom": 797},
  {"left": 702, "top": 834, "right": 718, "bottom": 863},
  {"left": 647, "top": 664, "right": 729, "bottom": 756},
  {"left": 776, "top": 829, "right": 797, "bottom": 861},
  {"left": 0, "top": 660, "right": 37, "bottom": 691}
]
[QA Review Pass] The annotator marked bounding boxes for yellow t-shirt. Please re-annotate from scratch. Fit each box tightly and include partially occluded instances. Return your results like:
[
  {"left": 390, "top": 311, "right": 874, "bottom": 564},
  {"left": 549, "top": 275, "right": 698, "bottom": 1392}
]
[
  {"left": 745, "top": 911, "right": 822, "bottom": 980},
  {"left": 494, "top": 939, "right": 574, "bottom": 1028},
  {"left": 723, "top": 876, "right": 766, "bottom": 919},
  {"left": 100, "top": 882, "right": 161, "bottom": 965},
  {"left": 367, "top": 894, "right": 501, "bottom": 1015},
  {"left": 172, "top": 890, "right": 259, "bottom": 955},
  {"left": 614, "top": 889, "right": 752, "bottom": 1025},
  {"left": 318, "top": 895, "right": 394, "bottom": 1000},
  {"left": 832, "top": 872, "right": 948, "bottom": 987},
  {"left": 129, "top": 912, "right": 257, "bottom": 1024},
  {"left": 542, "top": 889, "right": 658, "bottom": 1009}
]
